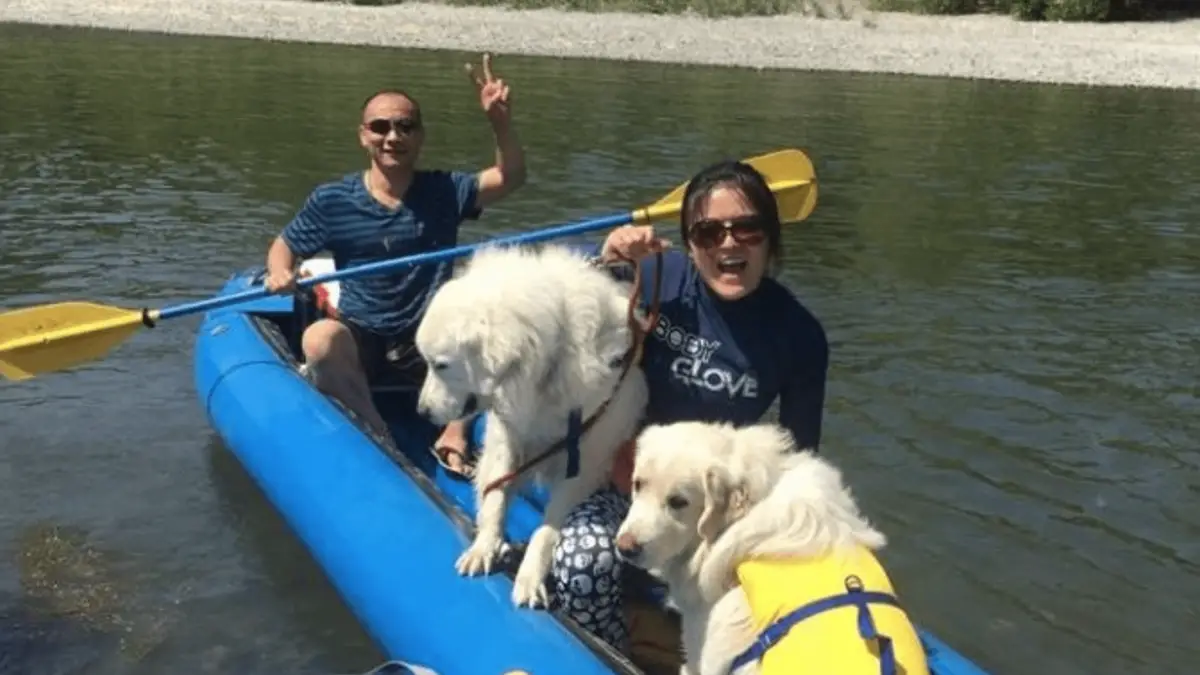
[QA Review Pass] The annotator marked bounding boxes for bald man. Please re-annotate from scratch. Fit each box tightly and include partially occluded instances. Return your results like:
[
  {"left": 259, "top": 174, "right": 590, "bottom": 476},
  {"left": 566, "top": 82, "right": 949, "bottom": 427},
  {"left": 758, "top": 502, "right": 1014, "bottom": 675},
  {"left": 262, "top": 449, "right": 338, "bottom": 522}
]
[{"left": 264, "top": 54, "right": 525, "bottom": 451}]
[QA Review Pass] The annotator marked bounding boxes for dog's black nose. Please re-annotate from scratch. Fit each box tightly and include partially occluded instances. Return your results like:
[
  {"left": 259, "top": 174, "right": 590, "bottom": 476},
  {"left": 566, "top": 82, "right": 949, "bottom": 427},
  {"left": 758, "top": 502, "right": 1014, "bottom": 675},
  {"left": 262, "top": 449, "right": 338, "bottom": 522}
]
[
  {"left": 615, "top": 532, "right": 642, "bottom": 561},
  {"left": 462, "top": 394, "right": 479, "bottom": 417}
]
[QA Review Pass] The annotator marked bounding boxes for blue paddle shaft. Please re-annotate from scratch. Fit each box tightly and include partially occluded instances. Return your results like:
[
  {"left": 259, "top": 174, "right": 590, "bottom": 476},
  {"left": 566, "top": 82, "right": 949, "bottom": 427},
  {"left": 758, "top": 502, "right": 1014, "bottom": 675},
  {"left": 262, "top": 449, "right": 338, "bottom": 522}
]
[{"left": 157, "top": 211, "right": 635, "bottom": 321}]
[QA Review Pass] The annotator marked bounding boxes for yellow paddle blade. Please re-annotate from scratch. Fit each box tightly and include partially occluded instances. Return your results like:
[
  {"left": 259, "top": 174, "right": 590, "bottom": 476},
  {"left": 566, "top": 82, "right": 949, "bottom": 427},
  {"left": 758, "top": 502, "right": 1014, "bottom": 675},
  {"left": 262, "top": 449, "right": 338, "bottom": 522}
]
[
  {"left": 0, "top": 302, "right": 148, "bottom": 381},
  {"left": 632, "top": 148, "right": 818, "bottom": 225}
]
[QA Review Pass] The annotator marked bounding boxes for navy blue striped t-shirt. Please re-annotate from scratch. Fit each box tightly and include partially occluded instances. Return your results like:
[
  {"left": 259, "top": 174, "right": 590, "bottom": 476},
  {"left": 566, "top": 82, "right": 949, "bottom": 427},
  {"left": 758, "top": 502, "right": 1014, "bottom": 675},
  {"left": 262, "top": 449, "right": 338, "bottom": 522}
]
[{"left": 282, "top": 170, "right": 480, "bottom": 335}]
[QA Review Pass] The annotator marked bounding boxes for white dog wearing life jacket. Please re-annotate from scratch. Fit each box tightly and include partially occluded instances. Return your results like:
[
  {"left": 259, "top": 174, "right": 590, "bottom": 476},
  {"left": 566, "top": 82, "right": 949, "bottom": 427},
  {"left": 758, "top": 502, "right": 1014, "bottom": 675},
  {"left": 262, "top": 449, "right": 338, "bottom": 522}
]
[
  {"left": 415, "top": 243, "right": 649, "bottom": 609},
  {"left": 614, "top": 421, "right": 930, "bottom": 675}
]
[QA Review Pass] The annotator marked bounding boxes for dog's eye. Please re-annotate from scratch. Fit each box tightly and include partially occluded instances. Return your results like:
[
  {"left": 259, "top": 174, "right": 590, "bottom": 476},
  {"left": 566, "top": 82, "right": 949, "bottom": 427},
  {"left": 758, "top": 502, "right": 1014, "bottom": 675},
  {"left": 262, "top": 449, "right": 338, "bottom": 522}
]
[
  {"left": 666, "top": 494, "right": 689, "bottom": 510},
  {"left": 631, "top": 478, "right": 644, "bottom": 494},
  {"left": 431, "top": 360, "right": 448, "bottom": 372}
]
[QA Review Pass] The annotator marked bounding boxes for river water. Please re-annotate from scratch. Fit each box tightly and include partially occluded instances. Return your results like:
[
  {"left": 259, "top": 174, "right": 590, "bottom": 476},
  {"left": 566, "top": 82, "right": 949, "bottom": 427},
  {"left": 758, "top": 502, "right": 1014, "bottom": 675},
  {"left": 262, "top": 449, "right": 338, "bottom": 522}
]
[{"left": 1, "top": 22, "right": 1198, "bottom": 675}]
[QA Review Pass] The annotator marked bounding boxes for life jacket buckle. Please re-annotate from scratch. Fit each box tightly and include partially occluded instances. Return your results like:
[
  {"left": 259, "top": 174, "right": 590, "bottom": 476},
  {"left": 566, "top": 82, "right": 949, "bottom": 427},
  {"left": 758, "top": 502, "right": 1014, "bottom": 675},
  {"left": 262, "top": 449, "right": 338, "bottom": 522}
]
[{"left": 753, "top": 630, "right": 779, "bottom": 655}]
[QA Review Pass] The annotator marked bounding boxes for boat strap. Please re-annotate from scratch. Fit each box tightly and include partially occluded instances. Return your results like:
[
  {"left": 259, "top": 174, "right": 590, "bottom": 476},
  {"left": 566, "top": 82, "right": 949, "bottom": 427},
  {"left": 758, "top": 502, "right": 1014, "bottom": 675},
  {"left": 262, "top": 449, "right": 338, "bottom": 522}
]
[{"left": 479, "top": 251, "right": 663, "bottom": 496}]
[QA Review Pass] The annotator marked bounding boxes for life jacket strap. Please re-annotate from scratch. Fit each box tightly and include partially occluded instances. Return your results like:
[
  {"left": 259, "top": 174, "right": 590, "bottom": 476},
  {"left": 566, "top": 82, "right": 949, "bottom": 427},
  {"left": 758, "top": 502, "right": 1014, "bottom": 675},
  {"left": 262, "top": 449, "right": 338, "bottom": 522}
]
[{"left": 728, "top": 575, "right": 901, "bottom": 675}]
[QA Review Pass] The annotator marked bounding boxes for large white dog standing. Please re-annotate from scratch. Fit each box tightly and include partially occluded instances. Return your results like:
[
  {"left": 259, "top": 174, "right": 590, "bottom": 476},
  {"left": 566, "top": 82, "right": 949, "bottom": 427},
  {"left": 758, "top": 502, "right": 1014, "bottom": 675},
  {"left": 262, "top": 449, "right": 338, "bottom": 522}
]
[{"left": 415, "top": 244, "right": 649, "bottom": 608}]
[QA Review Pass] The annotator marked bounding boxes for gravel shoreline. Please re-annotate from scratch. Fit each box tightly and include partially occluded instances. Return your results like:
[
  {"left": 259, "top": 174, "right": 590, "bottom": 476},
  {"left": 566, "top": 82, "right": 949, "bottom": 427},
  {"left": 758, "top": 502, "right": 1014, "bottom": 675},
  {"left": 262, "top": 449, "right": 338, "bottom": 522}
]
[{"left": 3, "top": 0, "right": 1199, "bottom": 90}]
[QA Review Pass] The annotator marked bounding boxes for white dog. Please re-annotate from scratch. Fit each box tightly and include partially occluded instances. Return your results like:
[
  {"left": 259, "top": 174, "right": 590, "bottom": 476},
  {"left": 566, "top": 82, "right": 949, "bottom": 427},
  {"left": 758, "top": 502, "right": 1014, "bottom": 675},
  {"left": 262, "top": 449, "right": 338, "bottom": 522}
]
[
  {"left": 415, "top": 243, "right": 649, "bottom": 609},
  {"left": 615, "top": 421, "right": 929, "bottom": 675}
]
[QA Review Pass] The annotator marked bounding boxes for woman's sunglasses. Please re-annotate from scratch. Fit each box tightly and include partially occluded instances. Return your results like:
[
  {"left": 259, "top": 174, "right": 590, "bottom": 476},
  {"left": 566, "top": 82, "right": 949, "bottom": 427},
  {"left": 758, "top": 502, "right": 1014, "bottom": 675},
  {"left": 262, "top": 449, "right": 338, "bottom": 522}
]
[
  {"left": 365, "top": 117, "right": 422, "bottom": 136},
  {"left": 687, "top": 216, "right": 768, "bottom": 249}
]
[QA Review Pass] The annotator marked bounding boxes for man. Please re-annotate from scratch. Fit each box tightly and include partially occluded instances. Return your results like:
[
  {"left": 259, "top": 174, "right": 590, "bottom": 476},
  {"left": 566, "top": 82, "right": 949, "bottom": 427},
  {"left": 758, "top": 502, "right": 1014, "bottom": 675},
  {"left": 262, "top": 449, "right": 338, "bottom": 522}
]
[{"left": 264, "top": 53, "right": 526, "bottom": 454}]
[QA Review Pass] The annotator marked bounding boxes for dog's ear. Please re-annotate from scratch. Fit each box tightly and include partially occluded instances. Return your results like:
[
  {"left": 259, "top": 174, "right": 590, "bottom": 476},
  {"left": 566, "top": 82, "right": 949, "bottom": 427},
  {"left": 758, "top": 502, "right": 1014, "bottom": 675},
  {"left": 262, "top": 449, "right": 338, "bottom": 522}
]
[
  {"left": 468, "top": 340, "right": 501, "bottom": 399},
  {"left": 475, "top": 323, "right": 540, "bottom": 398},
  {"left": 698, "top": 466, "right": 748, "bottom": 543}
]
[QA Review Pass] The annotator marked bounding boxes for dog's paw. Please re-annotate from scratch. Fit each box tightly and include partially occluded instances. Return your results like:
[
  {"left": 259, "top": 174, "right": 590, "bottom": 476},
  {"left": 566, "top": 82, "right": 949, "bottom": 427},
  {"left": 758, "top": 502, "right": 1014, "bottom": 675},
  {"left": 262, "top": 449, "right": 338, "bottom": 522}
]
[
  {"left": 511, "top": 569, "right": 550, "bottom": 609},
  {"left": 455, "top": 533, "right": 508, "bottom": 576}
]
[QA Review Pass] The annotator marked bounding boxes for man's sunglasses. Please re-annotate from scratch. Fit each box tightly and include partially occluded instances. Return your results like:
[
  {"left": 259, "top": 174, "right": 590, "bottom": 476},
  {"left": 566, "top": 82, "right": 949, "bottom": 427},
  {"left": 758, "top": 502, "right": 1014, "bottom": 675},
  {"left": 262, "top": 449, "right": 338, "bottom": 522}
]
[
  {"left": 365, "top": 117, "right": 422, "bottom": 136},
  {"left": 687, "top": 216, "right": 768, "bottom": 249}
]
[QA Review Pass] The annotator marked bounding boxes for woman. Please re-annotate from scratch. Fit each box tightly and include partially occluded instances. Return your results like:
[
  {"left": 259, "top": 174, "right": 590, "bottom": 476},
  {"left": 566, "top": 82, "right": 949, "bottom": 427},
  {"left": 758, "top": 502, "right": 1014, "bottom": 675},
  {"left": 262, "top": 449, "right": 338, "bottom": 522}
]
[{"left": 548, "top": 159, "right": 830, "bottom": 654}]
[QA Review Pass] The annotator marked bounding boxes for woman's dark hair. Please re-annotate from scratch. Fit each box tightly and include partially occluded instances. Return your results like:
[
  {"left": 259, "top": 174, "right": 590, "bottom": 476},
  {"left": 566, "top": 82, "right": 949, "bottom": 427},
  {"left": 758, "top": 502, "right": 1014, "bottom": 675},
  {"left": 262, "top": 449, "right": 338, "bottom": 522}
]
[{"left": 679, "top": 159, "right": 784, "bottom": 268}]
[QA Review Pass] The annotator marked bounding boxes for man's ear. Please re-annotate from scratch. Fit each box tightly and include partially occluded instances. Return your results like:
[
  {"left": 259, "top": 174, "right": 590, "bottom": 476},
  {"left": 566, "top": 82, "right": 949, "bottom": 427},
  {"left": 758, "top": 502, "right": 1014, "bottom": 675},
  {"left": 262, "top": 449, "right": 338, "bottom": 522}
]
[{"left": 698, "top": 466, "right": 747, "bottom": 543}]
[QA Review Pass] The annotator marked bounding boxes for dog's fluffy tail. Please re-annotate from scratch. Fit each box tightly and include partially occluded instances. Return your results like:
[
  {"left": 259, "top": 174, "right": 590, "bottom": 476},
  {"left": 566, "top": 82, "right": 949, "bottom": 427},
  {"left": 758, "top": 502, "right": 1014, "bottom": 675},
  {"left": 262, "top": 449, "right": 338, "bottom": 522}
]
[{"left": 698, "top": 451, "right": 887, "bottom": 601}]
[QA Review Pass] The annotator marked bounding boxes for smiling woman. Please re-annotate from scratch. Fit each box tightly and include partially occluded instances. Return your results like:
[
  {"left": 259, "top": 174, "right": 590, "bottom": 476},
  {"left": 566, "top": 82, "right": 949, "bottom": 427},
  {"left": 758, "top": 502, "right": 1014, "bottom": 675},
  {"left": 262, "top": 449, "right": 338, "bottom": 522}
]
[
  {"left": 544, "top": 158, "right": 831, "bottom": 654},
  {"left": 675, "top": 160, "right": 786, "bottom": 300}
]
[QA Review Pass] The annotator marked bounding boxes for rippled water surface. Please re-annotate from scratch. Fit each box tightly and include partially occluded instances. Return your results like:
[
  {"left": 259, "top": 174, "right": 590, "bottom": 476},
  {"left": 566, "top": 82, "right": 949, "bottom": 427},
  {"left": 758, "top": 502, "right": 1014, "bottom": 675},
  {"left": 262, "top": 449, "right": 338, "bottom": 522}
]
[{"left": 1, "top": 22, "right": 1198, "bottom": 675}]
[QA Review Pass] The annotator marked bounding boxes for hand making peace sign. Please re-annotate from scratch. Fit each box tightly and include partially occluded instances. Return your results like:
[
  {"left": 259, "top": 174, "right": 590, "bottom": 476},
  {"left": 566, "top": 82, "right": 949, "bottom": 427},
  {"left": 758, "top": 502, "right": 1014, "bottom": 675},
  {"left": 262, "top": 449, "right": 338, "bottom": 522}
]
[{"left": 466, "top": 53, "right": 512, "bottom": 127}]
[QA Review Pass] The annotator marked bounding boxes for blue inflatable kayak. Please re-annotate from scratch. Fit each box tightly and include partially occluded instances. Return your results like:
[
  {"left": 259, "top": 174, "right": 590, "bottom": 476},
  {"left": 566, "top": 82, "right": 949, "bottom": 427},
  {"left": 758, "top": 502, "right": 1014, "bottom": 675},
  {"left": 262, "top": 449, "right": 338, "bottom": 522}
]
[{"left": 193, "top": 262, "right": 990, "bottom": 675}]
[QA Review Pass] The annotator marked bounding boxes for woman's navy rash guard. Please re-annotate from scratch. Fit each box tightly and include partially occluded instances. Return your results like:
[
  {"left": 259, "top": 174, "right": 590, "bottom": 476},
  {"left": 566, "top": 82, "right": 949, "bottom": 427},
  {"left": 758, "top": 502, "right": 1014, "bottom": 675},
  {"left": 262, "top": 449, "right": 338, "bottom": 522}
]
[{"left": 597, "top": 247, "right": 830, "bottom": 451}]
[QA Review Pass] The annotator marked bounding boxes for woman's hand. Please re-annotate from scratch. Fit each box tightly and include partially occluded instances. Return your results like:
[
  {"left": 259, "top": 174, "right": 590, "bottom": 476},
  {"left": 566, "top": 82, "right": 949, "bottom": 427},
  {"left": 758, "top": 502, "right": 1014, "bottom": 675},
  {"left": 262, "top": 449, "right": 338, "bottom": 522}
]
[{"left": 600, "top": 224, "right": 671, "bottom": 263}]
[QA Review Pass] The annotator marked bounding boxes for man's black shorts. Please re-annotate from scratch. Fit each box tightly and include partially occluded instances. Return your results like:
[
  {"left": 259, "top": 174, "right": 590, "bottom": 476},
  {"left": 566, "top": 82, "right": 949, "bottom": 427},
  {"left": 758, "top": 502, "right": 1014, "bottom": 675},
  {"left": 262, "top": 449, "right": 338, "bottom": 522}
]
[{"left": 338, "top": 318, "right": 426, "bottom": 385}]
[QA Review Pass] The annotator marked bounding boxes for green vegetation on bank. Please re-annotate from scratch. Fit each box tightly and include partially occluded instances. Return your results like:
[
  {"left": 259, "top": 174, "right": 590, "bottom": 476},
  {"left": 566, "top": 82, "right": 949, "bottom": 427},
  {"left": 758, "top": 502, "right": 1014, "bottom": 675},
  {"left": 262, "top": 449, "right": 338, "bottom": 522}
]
[
  {"left": 316, "top": 0, "right": 857, "bottom": 17},
  {"left": 319, "top": 0, "right": 1196, "bottom": 19},
  {"left": 324, "top": 0, "right": 853, "bottom": 18},
  {"left": 869, "top": 0, "right": 1188, "bottom": 21}
]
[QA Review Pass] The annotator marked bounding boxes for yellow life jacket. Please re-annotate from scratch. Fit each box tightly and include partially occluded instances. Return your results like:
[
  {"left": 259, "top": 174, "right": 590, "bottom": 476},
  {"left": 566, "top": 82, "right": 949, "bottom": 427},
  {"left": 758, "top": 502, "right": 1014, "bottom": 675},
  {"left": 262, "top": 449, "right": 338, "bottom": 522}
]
[{"left": 731, "top": 546, "right": 930, "bottom": 675}]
